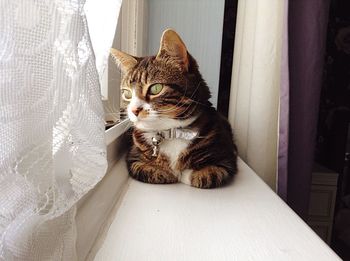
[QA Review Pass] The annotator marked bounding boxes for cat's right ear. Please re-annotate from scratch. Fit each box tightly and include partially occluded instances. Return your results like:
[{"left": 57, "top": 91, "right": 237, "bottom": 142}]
[
  {"left": 110, "top": 48, "right": 138, "bottom": 73},
  {"left": 156, "top": 29, "right": 189, "bottom": 71}
]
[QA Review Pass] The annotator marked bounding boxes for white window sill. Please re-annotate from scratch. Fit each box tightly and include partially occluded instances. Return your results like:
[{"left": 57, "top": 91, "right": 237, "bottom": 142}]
[
  {"left": 105, "top": 119, "right": 131, "bottom": 146},
  {"left": 90, "top": 158, "right": 341, "bottom": 261},
  {"left": 76, "top": 120, "right": 131, "bottom": 260}
]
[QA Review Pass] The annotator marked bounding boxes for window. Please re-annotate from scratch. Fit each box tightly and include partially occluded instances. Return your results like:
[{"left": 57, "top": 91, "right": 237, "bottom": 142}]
[{"left": 101, "top": 0, "right": 148, "bottom": 132}]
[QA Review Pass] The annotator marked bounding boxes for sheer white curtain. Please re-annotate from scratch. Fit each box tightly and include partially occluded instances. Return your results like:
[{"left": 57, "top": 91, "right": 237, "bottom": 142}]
[
  {"left": 0, "top": 0, "right": 121, "bottom": 260},
  {"left": 228, "top": 0, "right": 287, "bottom": 189}
]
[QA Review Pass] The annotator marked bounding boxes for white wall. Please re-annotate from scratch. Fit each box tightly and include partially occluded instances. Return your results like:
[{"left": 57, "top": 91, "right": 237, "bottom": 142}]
[{"left": 147, "top": 0, "right": 225, "bottom": 108}]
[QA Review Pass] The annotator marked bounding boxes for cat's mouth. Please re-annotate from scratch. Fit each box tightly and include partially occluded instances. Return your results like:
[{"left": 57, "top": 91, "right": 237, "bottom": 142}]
[
  {"left": 127, "top": 103, "right": 199, "bottom": 131},
  {"left": 130, "top": 115, "right": 164, "bottom": 130},
  {"left": 127, "top": 109, "right": 158, "bottom": 130}
]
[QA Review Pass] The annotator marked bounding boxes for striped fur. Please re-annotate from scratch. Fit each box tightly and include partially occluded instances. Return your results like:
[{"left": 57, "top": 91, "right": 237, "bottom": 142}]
[{"left": 111, "top": 29, "right": 237, "bottom": 188}]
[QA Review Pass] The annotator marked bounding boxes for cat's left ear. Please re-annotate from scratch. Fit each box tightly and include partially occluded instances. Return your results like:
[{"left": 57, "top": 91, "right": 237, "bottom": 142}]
[
  {"left": 156, "top": 29, "right": 189, "bottom": 71},
  {"left": 110, "top": 48, "right": 138, "bottom": 73}
]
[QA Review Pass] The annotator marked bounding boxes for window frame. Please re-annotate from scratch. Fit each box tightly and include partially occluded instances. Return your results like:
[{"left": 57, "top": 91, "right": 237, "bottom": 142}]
[
  {"left": 77, "top": 2, "right": 148, "bottom": 259},
  {"left": 104, "top": 0, "right": 148, "bottom": 146}
]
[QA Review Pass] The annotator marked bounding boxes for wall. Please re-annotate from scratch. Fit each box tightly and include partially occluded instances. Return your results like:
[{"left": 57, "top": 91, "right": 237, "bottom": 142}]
[{"left": 147, "top": 0, "right": 225, "bottom": 108}]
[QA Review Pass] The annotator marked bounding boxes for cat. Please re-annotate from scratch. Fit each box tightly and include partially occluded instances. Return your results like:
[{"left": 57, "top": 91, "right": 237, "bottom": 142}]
[{"left": 111, "top": 29, "right": 237, "bottom": 189}]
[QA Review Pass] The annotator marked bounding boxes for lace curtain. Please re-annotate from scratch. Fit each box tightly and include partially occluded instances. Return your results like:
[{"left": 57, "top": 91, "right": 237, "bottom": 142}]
[{"left": 0, "top": 0, "right": 121, "bottom": 259}]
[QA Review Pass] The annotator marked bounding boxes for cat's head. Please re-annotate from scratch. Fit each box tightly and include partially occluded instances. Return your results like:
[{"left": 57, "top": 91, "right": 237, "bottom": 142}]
[{"left": 111, "top": 29, "right": 211, "bottom": 131}]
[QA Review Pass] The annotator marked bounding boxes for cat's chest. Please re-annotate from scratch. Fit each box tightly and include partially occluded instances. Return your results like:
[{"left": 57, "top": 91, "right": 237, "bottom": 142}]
[
  {"left": 143, "top": 133, "right": 191, "bottom": 170},
  {"left": 159, "top": 139, "right": 190, "bottom": 169}
]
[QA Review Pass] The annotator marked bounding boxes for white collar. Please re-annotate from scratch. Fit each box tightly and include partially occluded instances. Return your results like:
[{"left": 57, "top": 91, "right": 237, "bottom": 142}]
[
  {"left": 151, "top": 127, "right": 199, "bottom": 141},
  {"left": 145, "top": 128, "right": 200, "bottom": 157}
]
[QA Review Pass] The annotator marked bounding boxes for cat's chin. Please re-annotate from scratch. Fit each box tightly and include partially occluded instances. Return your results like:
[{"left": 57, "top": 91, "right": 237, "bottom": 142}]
[{"left": 131, "top": 116, "right": 198, "bottom": 131}]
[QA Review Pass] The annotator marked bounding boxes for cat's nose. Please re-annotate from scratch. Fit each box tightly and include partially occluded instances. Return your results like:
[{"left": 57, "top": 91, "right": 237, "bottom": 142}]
[{"left": 131, "top": 106, "right": 142, "bottom": 116}]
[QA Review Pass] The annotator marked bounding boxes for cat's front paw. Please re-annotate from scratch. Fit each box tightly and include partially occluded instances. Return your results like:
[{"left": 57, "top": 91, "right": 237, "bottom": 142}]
[
  {"left": 129, "top": 162, "right": 178, "bottom": 184},
  {"left": 190, "top": 166, "right": 229, "bottom": 189}
]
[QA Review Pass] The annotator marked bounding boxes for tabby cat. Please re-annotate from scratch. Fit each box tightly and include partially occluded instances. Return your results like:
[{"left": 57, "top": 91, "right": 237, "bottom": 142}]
[{"left": 111, "top": 29, "right": 237, "bottom": 188}]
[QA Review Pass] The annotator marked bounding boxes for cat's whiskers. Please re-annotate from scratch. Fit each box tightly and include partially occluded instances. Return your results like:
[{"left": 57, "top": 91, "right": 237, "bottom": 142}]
[
  {"left": 170, "top": 103, "right": 199, "bottom": 120},
  {"left": 155, "top": 84, "right": 197, "bottom": 116},
  {"left": 155, "top": 100, "right": 196, "bottom": 120},
  {"left": 155, "top": 80, "right": 191, "bottom": 114},
  {"left": 155, "top": 80, "right": 204, "bottom": 119},
  {"left": 182, "top": 80, "right": 211, "bottom": 107},
  {"left": 154, "top": 100, "right": 199, "bottom": 121}
]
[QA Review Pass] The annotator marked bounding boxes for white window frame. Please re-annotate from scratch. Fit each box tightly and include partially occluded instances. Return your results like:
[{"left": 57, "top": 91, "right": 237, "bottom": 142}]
[
  {"left": 104, "top": 0, "right": 148, "bottom": 146},
  {"left": 76, "top": 2, "right": 148, "bottom": 260}
]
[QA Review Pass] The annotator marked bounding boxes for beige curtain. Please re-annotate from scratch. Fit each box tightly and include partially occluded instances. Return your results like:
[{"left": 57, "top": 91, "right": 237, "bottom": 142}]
[{"left": 228, "top": 0, "right": 287, "bottom": 189}]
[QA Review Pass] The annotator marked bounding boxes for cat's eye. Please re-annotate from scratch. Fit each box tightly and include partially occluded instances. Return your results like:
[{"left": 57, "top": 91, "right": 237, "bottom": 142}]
[
  {"left": 148, "top": 83, "right": 163, "bottom": 95},
  {"left": 121, "top": 88, "right": 132, "bottom": 101}
]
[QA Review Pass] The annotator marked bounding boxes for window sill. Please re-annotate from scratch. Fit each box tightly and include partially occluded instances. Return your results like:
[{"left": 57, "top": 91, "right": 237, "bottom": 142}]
[
  {"left": 91, "top": 158, "right": 340, "bottom": 261},
  {"left": 76, "top": 120, "right": 131, "bottom": 260},
  {"left": 105, "top": 118, "right": 130, "bottom": 146}
]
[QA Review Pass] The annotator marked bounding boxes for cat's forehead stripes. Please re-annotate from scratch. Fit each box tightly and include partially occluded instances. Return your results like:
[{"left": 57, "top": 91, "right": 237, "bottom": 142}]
[
  {"left": 128, "top": 56, "right": 185, "bottom": 85},
  {"left": 126, "top": 80, "right": 149, "bottom": 99},
  {"left": 129, "top": 57, "right": 153, "bottom": 83}
]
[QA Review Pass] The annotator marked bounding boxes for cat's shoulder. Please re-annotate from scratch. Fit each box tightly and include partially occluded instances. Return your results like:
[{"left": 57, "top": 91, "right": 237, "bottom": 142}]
[{"left": 201, "top": 106, "right": 230, "bottom": 124}]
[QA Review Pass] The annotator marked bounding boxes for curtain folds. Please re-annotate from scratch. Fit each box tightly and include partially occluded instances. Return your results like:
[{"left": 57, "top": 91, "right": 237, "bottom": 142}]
[
  {"left": 286, "top": 0, "right": 331, "bottom": 218},
  {"left": 0, "top": 0, "right": 121, "bottom": 259},
  {"left": 228, "top": 0, "right": 287, "bottom": 189},
  {"left": 277, "top": 0, "right": 290, "bottom": 201},
  {"left": 230, "top": 0, "right": 331, "bottom": 219}
]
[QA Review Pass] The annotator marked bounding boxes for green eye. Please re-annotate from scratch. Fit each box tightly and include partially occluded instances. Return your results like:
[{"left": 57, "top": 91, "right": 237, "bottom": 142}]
[
  {"left": 149, "top": 83, "right": 163, "bottom": 95},
  {"left": 121, "top": 88, "right": 132, "bottom": 101}
]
